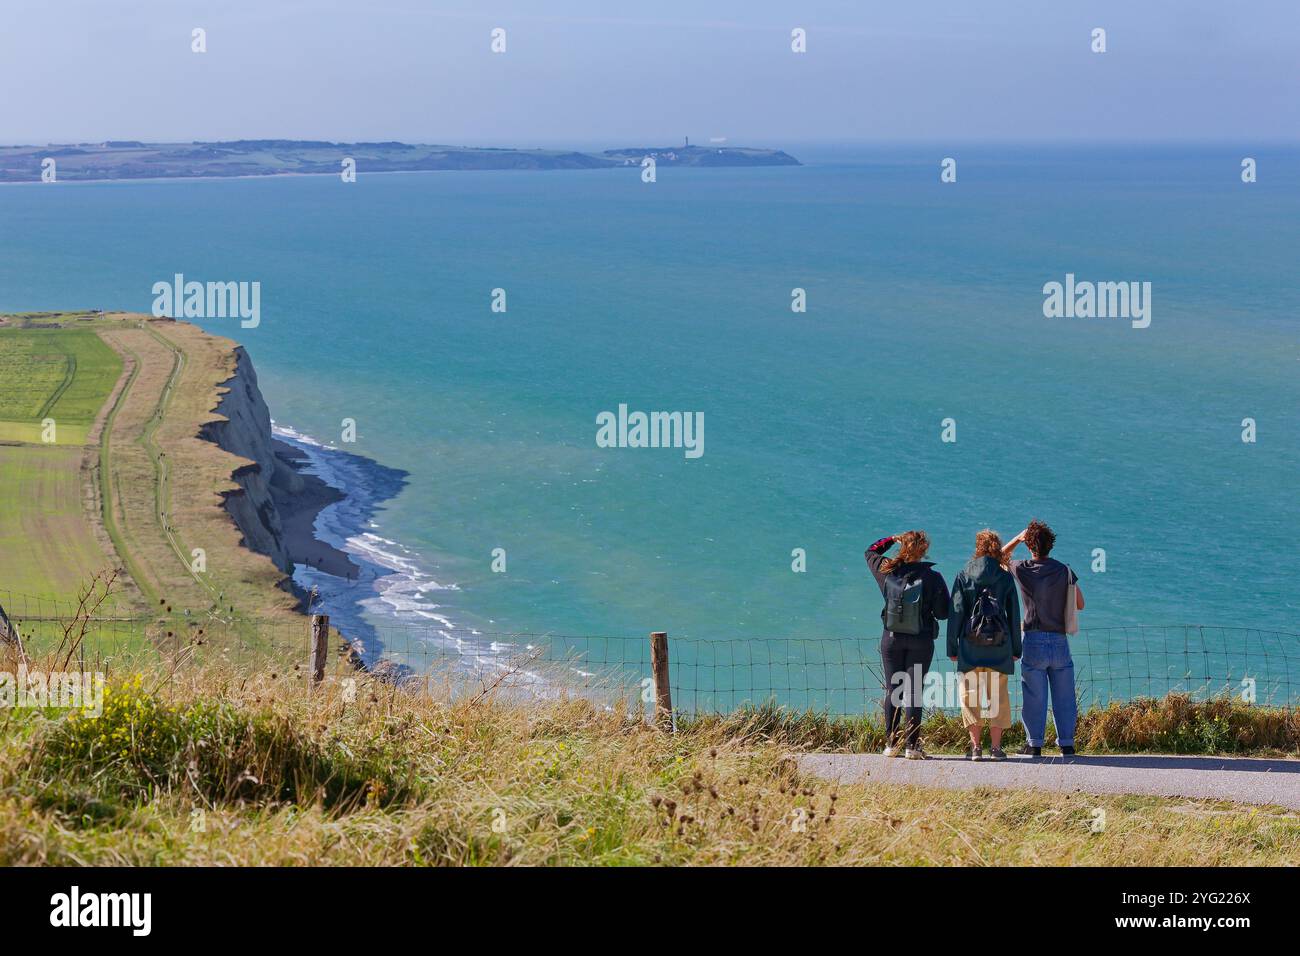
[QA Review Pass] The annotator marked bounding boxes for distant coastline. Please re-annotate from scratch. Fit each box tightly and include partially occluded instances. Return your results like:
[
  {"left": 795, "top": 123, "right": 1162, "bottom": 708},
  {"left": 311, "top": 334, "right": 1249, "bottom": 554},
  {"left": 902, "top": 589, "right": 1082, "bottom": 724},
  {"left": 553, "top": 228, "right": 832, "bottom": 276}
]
[{"left": 0, "top": 139, "right": 801, "bottom": 183}]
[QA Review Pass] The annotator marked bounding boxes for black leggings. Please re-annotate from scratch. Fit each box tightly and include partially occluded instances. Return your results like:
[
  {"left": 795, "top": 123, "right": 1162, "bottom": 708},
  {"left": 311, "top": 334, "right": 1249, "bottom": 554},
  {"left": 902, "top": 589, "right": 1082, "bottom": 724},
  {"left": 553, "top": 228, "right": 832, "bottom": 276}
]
[{"left": 881, "top": 635, "right": 934, "bottom": 748}]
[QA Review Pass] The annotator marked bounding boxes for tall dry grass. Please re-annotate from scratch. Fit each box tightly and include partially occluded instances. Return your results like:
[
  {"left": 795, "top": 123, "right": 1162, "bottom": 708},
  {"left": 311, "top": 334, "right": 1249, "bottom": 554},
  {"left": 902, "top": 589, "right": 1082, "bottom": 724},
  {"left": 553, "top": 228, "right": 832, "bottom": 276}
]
[
  {"left": 1, "top": 651, "right": 1297, "bottom": 866},
  {"left": 687, "top": 694, "right": 1300, "bottom": 756}
]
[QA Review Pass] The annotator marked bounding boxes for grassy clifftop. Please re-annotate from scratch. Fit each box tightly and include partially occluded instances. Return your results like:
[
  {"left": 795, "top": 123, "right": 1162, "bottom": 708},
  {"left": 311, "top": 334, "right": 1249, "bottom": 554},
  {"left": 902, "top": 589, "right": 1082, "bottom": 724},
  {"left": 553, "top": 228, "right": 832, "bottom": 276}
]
[{"left": 0, "top": 312, "right": 304, "bottom": 655}]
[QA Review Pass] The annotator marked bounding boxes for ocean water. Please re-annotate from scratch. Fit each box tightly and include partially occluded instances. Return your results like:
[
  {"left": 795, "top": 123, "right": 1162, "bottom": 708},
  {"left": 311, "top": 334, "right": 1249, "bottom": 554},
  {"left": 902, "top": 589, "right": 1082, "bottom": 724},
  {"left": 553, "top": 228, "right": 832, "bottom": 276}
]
[{"left": 3, "top": 144, "right": 1299, "bottom": 700}]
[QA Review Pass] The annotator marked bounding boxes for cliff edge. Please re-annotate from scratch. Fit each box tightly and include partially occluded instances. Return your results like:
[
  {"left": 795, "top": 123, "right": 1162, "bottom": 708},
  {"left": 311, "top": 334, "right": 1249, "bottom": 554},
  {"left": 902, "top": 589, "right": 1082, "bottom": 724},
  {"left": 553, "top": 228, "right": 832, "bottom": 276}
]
[
  {"left": 197, "top": 343, "right": 359, "bottom": 595},
  {"left": 198, "top": 348, "right": 303, "bottom": 575}
]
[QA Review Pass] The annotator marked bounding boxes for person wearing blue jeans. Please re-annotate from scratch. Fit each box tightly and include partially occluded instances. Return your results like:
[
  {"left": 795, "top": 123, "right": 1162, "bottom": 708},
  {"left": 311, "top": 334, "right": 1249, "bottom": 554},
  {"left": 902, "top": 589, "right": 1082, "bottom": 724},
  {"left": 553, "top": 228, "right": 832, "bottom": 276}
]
[
  {"left": 1003, "top": 520, "right": 1084, "bottom": 757},
  {"left": 1019, "top": 630, "right": 1077, "bottom": 753}
]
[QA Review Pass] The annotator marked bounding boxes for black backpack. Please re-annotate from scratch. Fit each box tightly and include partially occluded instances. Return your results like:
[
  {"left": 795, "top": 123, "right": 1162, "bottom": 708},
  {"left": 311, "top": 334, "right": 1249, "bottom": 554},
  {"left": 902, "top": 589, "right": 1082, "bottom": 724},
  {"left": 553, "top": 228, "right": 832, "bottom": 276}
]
[
  {"left": 884, "top": 573, "right": 925, "bottom": 635},
  {"left": 966, "top": 587, "right": 1008, "bottom": 647}
]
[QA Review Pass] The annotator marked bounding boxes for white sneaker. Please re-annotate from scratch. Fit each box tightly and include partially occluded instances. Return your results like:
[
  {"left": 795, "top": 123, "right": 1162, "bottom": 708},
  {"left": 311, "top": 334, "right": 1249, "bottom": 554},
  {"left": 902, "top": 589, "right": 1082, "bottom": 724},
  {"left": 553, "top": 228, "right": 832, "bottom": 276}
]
[
  {"left": 882, "top": 744, "right": 902, "bottom": 758},
  {"left": 905, "top": 747, "right": 929, "bottom": 760}
]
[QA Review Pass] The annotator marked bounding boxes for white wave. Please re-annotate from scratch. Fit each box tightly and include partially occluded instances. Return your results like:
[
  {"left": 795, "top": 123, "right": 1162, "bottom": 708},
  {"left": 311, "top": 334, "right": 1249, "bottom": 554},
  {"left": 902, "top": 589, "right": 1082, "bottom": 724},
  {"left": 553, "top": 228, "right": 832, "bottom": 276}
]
[
  {"left": 275, "top": 425, "right": 601, "bottom": 696},
  {"left": 271, "top": 422, "right": 327, "bottom": 448},
  {"left": 273, "top": 423, "right": 534, "bottom": 685}
]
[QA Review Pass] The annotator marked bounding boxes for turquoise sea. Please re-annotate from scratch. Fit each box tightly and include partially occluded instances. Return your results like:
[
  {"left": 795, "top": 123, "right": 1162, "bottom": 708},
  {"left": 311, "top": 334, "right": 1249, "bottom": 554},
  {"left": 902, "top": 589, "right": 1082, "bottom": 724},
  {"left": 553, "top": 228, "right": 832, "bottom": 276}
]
[{"left": 3, "top": 144, "right": 1299, "bottom": 705}]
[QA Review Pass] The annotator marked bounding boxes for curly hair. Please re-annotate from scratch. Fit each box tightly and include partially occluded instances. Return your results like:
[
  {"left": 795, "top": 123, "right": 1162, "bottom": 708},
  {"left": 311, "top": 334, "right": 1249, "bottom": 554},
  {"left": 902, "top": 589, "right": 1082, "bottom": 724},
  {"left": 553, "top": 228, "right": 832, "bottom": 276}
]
[
  {"left": 1024, "top": 519, "right": 1056, "bottom": 558},
  {"left": 973, "top": 529, "right": 1007, "bottom": 569},
  {"left": 880, "top": 530, "right": 930, "bottom": 574}
]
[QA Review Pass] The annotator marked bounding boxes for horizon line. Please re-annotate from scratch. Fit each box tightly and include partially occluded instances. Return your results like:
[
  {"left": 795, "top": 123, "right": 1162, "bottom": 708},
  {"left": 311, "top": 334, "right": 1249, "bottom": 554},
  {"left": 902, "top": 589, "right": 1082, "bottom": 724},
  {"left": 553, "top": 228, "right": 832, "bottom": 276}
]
[{"left": 5, "top": 136, "right": 1300, "bottom": 149}]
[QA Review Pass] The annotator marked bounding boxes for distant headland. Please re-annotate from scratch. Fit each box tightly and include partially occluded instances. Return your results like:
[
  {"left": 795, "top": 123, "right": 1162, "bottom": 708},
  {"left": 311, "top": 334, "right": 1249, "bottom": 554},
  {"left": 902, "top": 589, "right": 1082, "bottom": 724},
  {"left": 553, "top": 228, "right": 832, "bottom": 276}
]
[{"left": 0, "top": 139, "right": 801, "bottom": 183}]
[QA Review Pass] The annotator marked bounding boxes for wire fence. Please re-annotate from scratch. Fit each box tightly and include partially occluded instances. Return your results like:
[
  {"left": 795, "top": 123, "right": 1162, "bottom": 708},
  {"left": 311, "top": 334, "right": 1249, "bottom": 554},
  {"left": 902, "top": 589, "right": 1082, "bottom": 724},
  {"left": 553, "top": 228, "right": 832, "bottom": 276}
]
[
  {"left": 2, "top": 586, "right": 1296, "bottom": 720},
  {"left": 425, "top": 626, "right": 1299, "bottom": 719}
]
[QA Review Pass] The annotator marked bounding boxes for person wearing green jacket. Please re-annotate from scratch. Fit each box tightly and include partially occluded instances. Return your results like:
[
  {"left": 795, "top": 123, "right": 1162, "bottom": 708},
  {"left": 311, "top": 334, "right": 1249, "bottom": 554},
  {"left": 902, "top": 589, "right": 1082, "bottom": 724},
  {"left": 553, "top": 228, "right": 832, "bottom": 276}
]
[{"left": 948, "top": 530, "right": 1022, "bottom": 760}]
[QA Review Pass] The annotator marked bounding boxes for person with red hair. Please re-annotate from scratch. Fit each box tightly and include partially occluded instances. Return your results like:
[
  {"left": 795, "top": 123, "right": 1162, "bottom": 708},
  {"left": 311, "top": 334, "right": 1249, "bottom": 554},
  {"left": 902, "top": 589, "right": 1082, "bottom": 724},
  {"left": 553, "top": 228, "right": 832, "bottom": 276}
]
[
  {"left": 948, "top": 530, "right": 1021, "bottom": 761},
  {"left": 866, "top": 531, "right": 950, "bottom": 759}
]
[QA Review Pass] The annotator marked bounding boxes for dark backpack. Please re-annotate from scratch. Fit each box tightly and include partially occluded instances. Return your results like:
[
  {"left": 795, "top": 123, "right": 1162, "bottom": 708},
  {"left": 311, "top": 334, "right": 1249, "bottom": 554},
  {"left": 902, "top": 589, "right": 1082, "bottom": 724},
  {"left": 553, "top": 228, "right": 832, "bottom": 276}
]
[
  {"left": 884, "top": 573, "right": 926, "bottom": 635},
  {"left": 966, "top": 587, "right": 1008, "bottom": 647}
]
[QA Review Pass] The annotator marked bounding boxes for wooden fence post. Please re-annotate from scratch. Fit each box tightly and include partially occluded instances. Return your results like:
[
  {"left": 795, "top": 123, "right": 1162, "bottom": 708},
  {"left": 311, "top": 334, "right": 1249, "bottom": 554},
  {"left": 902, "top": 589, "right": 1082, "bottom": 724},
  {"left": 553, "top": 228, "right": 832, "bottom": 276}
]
[
  {"left": 309, "top": 614, "right": 329, "bottom": 685},
  {"left": 650, "top": 631, "right": 673, "bottom": 731}
]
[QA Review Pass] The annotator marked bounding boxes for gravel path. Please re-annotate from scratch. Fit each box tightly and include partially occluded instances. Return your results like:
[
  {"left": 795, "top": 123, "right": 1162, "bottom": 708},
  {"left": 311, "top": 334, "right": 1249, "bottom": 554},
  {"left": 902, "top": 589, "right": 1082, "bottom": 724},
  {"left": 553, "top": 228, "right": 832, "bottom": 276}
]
[{"left": 796, "top": 752, "right": 1300, "bottom": 810}]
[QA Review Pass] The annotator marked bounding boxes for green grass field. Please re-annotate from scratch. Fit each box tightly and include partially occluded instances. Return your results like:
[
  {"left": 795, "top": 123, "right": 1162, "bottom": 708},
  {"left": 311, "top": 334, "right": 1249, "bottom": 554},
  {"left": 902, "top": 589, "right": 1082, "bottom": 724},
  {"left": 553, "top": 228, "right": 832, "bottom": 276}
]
[
  {"left": 0, "top": 328, "right": 122, "bottom": 444},
  {"left": 0, "top": 325, "right": 122, "bottom": 604},
  {"left": 1, "top": 314, "right": 305, "bottom": 633},
  {"left": 0, "top": 445, "right": 114, "bottom": 603}
]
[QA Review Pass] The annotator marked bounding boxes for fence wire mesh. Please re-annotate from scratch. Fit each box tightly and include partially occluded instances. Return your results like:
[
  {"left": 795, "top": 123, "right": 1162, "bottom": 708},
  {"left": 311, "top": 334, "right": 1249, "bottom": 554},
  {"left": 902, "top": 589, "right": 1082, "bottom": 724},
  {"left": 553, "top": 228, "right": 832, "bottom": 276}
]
[{"left": 2, "top": 589, "right": 1295, "bottom": 720}]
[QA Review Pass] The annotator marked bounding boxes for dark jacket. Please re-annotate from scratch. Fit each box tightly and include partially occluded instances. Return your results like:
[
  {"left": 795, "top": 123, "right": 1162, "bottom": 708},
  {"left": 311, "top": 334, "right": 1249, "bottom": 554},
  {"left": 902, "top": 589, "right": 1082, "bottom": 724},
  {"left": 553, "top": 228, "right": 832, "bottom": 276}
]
[
  {"left": 948, "top": 556, "right": 1022, "bottom": 674},
  {"left": 865, "top": 537, "right": 950, "bottom": 641}
]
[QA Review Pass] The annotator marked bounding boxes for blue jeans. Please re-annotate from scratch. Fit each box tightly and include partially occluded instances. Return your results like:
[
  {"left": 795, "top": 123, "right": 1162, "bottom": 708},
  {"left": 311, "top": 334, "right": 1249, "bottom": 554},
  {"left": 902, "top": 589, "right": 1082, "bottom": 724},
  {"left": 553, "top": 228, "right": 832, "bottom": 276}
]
[{"left": 1020, "top": 631, "right": 1077, "bottom": 747}]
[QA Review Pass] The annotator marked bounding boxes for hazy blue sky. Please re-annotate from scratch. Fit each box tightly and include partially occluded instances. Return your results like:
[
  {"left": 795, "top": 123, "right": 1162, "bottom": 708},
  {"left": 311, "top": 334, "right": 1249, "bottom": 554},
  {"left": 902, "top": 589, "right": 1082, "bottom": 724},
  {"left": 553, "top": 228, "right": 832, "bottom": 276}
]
[{"left": 2, "top": 0, "right": 1296, "bottom": 145}]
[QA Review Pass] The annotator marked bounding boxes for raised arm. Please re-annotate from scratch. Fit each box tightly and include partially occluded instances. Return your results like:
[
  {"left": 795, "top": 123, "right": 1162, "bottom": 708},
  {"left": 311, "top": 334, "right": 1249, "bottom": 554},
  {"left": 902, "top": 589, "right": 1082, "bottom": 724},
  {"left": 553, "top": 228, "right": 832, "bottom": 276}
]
[
  {"left": 864, "top": 535, "right": 897, "bottom": 588},
  {"left": 1001, "top": 529, "right": 1028, "bottom": 563}
]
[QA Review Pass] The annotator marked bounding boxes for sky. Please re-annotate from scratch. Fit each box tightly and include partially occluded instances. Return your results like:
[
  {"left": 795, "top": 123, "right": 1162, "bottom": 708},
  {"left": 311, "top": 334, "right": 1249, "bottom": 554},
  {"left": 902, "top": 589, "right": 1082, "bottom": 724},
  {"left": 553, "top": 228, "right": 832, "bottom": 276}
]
[{"left": 2, "top": 0, "right": 1297, "bottom": 146}]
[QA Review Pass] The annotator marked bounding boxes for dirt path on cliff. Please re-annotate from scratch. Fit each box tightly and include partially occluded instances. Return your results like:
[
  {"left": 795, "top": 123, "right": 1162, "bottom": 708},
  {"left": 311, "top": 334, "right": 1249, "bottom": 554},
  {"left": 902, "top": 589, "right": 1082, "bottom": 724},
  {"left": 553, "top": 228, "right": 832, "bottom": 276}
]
[{"left": 92, "top": 318, "right": 305, "bottom": 630}]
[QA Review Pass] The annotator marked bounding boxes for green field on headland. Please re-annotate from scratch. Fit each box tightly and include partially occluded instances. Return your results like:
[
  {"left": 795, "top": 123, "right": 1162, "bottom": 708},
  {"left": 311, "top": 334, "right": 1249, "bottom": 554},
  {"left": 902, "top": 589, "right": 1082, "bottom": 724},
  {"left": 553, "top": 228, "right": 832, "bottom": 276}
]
[
  {"left": 0, "top": 321, "right": 124, "bottom": 601},
  {"left": 0, "top": 445, "right": 110, "bottom": 601},
  {"left": 0, "top": 327, "right": 121, "bottom": 445},
  {"left": 0, "top": 312, "right": 304, "bottom": 643}
]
